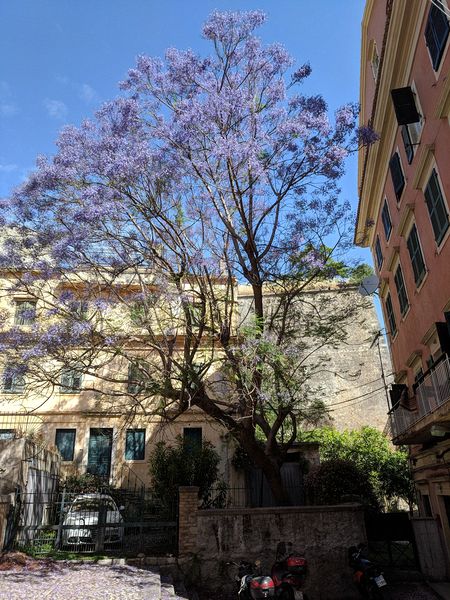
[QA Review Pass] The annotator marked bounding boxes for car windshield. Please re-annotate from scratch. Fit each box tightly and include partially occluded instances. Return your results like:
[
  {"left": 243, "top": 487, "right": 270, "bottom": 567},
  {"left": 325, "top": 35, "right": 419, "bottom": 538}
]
[{"left": 69, "top": 499, "right": 116, "bottom": 512}]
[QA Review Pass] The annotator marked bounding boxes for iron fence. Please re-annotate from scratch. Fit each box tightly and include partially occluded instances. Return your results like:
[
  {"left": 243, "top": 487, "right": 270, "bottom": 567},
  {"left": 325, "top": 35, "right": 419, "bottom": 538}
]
[{"left": 7, "top": 486, "right": 178, "bottom": 557}]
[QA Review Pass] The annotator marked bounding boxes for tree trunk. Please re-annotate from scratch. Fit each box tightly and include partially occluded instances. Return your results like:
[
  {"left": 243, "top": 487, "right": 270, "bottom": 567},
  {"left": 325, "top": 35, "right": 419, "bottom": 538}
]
[{"left": 238, "top": 429, "right": 290, "bottom": 506}]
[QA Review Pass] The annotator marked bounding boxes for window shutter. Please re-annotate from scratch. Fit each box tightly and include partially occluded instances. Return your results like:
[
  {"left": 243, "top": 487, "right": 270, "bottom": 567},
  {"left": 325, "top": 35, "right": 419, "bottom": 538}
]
[
  {"left": 389, "top": 384, "right": 407, "bottom": 410},
  {"left": 389, "top": 153, "right": 405, "bottom": 200},
  {"left": 3, "top": 372, "right": 13, "bottom": 392},
  {"left": 72, "top": 371, "right": 82, "bottom": 391},
  {"left": 425, "top": 170, "right": 450, "bottom": 243},
  {"left": 381, "top": 201, "right": 392, "bottom": 239},
  {"left": 375, "top": 236, "right": 383, "bottom": 269},
  {"left": 60, "top": 370, "right": 72, "bottom": 391},
  {"left": 391, "top": 87, "right": 420, "bottom": 125},
  {"left": 425, "top": 6, "right": 450, "bottom": 70},
  {"left": 401, "top": 126, "right": 414, "bottom": 164},
  {"left": 436, "top": 321, "right": 450, "bottom": 355},
  {"left": 407, "top": 224, "right": 426, "bottom": 285}
]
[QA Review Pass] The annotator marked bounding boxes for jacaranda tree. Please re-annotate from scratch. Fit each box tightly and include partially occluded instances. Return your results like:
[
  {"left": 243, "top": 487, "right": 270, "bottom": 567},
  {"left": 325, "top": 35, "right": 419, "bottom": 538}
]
[{"left": 0, "top": 11, "right": 376, "bottom": 503}]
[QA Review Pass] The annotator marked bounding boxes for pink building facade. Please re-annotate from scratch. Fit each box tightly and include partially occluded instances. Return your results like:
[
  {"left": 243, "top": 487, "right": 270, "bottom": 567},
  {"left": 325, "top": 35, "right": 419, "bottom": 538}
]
[{"left": 356, "top": 0, "right": 450, "bottom": 577}]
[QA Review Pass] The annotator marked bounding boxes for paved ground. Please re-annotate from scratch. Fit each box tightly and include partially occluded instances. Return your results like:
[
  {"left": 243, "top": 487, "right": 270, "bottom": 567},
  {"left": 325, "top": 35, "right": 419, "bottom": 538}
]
[
  {"left": 0, "top": 554, "right": 444, "bottom": 600},
  {"left": 0, "top": 561, "right": 162, "bottom": 600}
]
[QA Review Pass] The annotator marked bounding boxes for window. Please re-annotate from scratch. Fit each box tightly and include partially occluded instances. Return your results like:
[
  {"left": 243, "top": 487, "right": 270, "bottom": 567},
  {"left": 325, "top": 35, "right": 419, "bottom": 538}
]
[
  {"left": 55, "top": 429, "right": 76, "bottom": 461},
  {"left": 130, "top": 302, "right": 146, "bottom": 326},
  {"left": 394, "top": 264, "right": 409, "bottom": 317},
  {"left": 407, "top": 224, "right": 426, "bottom": 286},
  {"left": 385, "top": 293, "right": 397, "bottom": 337},
  {"left": 14, "top": 300, "right": 36, "bottom": 326},
  {"left": 381, "top": 200, "right": 392, "bottom": 240},
  {"left": 425, "top": 2, "right": 450, "bottom": 70},
  {"left": 125, "top": 429, "right": 145, "bottom": 460},
  {"left": 183, "top": 427, "right": 202, "bottom": 451},
  {"left": 375, "top": 236, "right": 383, "bottom": 269},
  {"left": 424, "top": 169, "right": 450, "bottom": 245},
  {"left": 0, "top": 429, "right": 15, "bottom": 440},
  {"left": 72, "top": 300, "right": 88, "bottom": 319},
  {"left": 389, "top": 152, "right": 405, "bottom": 201},
  {"left": 414, "top": 368, "right": 424, "bottom": 384},
  {"left": 127, "top": 361, "right": 150, "bottom": 395},
  {"left": 2, "top": 367, "right": 25, "bottom": 394},
  {"left": 60, "top": 368, "right": 82, "bottom": 393},
  {"left": 394, "top": 86, "right": 423, "bottom": 164}
]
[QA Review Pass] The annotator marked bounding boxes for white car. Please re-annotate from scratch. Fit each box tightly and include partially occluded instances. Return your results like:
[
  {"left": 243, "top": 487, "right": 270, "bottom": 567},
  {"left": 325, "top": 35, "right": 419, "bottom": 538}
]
[{"left": 62, "top": 493, "right": 124, "bottom": 548}]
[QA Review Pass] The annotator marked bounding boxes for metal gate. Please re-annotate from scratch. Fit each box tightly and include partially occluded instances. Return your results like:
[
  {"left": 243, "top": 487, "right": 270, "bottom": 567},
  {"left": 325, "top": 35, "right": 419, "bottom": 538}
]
[
  {"left": 365, "top": 511, "right": 419, "bottom": 569},
  {"left": 7, "top": 486, "right": 178, "bottom": 557}
]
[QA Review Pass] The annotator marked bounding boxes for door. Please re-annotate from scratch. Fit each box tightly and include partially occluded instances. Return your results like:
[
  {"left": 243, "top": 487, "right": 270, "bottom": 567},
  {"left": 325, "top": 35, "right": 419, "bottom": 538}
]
[{"left": 87, "top": 428, "right": 113, "bottom": 479}]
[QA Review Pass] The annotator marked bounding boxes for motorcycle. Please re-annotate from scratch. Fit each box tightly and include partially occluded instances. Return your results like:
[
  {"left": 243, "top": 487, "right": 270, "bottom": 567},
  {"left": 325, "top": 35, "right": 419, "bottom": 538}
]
[
  {"left": 348, "top": 543, "right": 388, "bottom": 599},
  {"left": 271, "top": 542, "right": 309, "bottom": 600},
  {"left": 228, "top": 560, "right": 276, "bottom": 600}
]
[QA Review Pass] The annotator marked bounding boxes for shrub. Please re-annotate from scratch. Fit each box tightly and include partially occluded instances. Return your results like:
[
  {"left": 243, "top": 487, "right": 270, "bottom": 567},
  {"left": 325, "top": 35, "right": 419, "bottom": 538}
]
[
  {"left": 305, "top": 458, "right": 380, "bottom": 509},
  {"left": 148, "top": 435, "right": 224, "bottom": 505}
]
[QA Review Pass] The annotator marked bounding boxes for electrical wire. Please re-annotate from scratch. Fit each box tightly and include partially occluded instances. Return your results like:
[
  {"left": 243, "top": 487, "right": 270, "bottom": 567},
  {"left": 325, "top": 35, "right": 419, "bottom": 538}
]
[{"left": 326, "top": 384, "right": 387, "bottom": 409}]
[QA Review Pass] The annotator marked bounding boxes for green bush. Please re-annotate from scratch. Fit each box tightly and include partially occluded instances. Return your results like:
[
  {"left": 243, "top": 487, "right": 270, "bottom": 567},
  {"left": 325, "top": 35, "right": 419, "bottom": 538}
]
[
  {"left": 148, "top": 436, "right": 223, "bottom": 505},
  {"left": 305, "top": 458, "right": 380, "bottom": 509}
]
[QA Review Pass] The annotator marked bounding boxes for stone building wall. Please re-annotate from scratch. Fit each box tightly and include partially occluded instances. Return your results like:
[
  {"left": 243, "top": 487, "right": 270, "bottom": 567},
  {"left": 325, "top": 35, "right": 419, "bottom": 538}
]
[{"left": 238, "top": 284, "right": 392, "bottom": 433}]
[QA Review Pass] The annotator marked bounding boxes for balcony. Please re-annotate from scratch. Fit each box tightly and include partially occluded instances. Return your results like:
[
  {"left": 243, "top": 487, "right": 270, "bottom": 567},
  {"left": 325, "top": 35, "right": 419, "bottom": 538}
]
[{"left": 390, "top": 354, "right": 450, "bottom": 444}]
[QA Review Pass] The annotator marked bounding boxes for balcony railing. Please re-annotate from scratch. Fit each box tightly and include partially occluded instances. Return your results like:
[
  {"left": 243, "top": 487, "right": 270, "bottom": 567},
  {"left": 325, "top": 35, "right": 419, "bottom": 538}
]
[{"left": 390, "top": 354, "right": 450, "bottom": 440}]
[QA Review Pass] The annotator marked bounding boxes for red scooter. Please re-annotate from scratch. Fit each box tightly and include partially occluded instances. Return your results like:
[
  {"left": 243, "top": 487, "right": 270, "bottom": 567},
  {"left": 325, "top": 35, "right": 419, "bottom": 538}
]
[{"left": 271, "top": 542, "right": 309, "bottom": 600}]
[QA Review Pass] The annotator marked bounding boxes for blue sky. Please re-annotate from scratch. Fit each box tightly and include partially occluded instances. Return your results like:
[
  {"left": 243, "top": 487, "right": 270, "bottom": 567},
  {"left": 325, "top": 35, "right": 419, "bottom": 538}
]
[{"left": 0, "top": 0, "right": 368, "bottom": 261}]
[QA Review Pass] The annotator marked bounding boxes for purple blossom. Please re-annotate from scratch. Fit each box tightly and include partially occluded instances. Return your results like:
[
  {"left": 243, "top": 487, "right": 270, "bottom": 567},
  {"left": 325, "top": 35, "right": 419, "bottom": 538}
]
[
  {"left": 292, "top": 63, "right": 312, "bottom": 83},
  {"left": 357, "top": 125, "right": 380, "bottom": 146},
  {"left": 202, "top": 10, "right": 266, "bottom": 44}
]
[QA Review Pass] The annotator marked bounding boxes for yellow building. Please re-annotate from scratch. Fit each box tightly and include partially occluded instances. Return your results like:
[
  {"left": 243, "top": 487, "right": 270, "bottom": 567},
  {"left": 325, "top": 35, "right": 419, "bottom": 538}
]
[{"left": 0, "top": 268, "right": 391, "bottom": 490}]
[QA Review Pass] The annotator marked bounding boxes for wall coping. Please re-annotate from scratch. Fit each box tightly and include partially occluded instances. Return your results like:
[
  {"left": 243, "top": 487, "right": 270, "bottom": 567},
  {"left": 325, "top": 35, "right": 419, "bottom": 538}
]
[{"left": 197, "top": 503, "right": 364, "bottom": 517}]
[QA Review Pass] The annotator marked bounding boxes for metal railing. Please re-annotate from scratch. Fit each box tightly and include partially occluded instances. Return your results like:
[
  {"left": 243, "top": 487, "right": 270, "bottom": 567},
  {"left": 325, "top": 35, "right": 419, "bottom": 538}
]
[
  {"left": 6, "top": 486, "right": 178, "bottom": 557},
  {"left": 390, "top": 355, "right": 450, "bottom": 439}
]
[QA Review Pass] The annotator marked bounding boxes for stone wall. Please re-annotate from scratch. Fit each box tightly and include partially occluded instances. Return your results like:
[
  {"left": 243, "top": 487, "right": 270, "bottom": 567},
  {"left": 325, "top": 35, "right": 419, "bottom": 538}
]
[
  {"left": 179, "top": 488, "right": 366, "bottom": 599},
  {"left": 238, "top": 284, "right": 392, "bottom": 433}
]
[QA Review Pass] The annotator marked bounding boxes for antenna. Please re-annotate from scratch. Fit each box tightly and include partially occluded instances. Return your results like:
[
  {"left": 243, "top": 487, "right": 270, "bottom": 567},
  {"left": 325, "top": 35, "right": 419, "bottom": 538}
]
[{"left": 358, "top": 274, "right": 380, "bottom": 297}]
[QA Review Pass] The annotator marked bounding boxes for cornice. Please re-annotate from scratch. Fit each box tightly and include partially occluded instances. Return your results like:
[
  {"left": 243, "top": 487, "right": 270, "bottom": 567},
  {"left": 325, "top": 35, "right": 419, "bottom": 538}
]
[
  {"left": 435, "top": 74, "right": 450, "bottom": 118},
  {"left": 398, "top": 202, "right": 416, "bottom": 237},
  {"left": 412, "top": 144, "right": 435, "bottom": 189},
  {"left": 356, "top": 0, "right": 428, "bottom": 247}
]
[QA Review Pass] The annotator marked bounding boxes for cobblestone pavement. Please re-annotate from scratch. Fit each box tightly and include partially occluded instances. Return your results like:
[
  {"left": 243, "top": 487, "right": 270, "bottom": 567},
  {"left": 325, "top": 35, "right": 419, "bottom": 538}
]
[
  {"left": 0, "top": 562, "right": 162, "bottom": 600},
  {"left": 382, "top": 582, "right": 442, "bottom": 599},
  {"left": 197, "top": 582, "right": 443, "bottom": 599}
]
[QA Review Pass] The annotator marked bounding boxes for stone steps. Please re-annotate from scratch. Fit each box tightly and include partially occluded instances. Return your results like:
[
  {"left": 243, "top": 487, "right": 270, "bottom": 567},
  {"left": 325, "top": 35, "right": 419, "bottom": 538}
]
[{"left": 160, "top": 574, "right": 190, "bottom": 599}]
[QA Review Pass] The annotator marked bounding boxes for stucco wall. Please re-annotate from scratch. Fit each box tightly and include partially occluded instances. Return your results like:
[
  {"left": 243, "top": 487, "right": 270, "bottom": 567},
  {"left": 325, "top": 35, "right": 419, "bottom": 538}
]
[{"left": 194, "top": 504, "right": 366, "bottom": 599}]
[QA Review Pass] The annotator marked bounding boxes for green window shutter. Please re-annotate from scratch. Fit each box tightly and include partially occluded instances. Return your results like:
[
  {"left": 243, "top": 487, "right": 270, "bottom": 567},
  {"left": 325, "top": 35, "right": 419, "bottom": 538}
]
[
  {"left": 424, "top": 169, "right": 450, "bottom": 244},
  {"left": 125, "top": 429, "right": 145, "bottom": 460},
  {"left": 183, "top": 427, "right": 202, "bottom": 452},
  {"left": 60, "top": 368, "right": 82, "bottom": 393},
  {"left": 385, "top": 293, "right": 397, "bottom": 337},
  {"left": 14, "top": 301, "right": 36, "bottom": 326},
  {"left": 375, "top": 236, "right": 383, "bottom": 269},
  {"left": 55, "top": 429, "right": 76, "bottom": 461},
  {"left": 394, "top": 265, "right": 409, "bottom": 316},
  {"left": 407, "top": 224, "right": 426, "bottom": 286},
  {"left": 381, "top": 201, "right": 392, "bottom": 240},
  {"left": 425, "top": 5, "right": 450, "bottom": 70},
  {"left": 401, "top": 125, "right": 414, "bottom": 164},
  {"left": 389, "top": 153, "right": 405, "bottom": 200}
]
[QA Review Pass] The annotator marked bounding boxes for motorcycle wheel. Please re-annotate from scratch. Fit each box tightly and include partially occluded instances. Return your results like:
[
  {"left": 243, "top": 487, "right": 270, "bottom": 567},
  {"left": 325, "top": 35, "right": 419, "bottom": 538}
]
[
  {"left": 367, "top": 584, "right": 390, "bottom": 600},
  {"left": 277, "top": 587, "right": 295, "bottom": 600}
]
